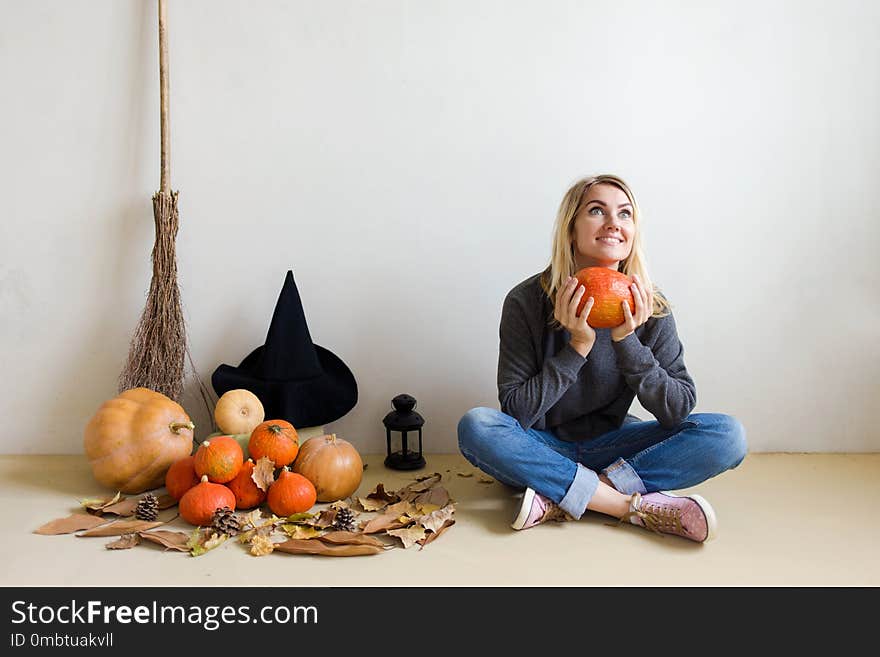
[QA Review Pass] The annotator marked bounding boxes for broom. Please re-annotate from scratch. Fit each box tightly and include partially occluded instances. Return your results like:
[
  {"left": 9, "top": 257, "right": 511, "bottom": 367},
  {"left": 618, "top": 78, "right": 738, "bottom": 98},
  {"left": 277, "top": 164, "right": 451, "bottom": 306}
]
[{"left": 118, "top": 0, "right": 215, "bottom": 428}]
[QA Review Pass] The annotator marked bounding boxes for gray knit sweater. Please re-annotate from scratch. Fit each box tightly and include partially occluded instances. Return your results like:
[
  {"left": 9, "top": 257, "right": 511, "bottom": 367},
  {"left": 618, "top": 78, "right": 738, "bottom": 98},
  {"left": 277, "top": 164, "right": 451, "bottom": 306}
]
[{"left": 497, "top": 272, "right": 696, "bottom": 442}]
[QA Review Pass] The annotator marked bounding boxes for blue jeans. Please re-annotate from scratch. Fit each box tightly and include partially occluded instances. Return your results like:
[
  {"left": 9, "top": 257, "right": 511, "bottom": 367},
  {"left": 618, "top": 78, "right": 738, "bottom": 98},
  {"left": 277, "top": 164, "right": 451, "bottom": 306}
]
[{"left": 457, "top": 408, "right": 747, "bottom": 519}]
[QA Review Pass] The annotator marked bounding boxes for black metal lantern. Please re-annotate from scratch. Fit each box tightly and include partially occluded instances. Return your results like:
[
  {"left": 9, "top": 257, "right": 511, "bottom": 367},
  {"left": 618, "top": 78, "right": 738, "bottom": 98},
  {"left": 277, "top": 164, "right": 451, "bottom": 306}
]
[{"left": 382, "top": 393, "right": 425, "bottom": 470}]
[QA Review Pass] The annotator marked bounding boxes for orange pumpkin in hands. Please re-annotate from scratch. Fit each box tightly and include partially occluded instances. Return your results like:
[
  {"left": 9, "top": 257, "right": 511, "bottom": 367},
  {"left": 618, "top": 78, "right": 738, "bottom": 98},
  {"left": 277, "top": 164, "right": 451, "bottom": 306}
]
[
  {"left": 248, "top": 420, "right": 299, "bottom": 468},
  {"left": 165, "top": 456, "right": 200, "bottom": 501},
  {"left": 574, "top": 267, "right": 635, "bottom": 328},
  {"left": 267, "top": 468, "right": 316, "bottom": 516},
  {"left": 179, "top": 475, "right": 236, "bottom": 526},
  {"left": 226, "top": 459, "right": 267, "bottom": 510},
  {"left": 193, "top": 436, "right": 243, "bottom": 483}
]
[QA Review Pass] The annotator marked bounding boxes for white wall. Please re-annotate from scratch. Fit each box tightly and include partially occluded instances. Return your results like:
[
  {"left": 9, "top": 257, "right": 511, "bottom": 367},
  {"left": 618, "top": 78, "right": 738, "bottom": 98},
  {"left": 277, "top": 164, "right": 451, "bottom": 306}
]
[{"left": 2, "top": 0, "right": 878, "bottom": 455}]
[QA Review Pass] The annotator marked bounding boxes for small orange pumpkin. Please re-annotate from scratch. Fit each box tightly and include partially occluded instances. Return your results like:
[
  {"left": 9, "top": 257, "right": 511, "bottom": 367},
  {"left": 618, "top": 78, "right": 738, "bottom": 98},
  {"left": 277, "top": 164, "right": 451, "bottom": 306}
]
[
  {"left": 165, "top": 455, "right": 200, "bottom": 501},
  {"left": 225, "top": 459, "right": 267, "bottom": 510},
  {"left": 248, "top": 420, "right": 299, "bottom": 468},
  {"left": 193, "top": 436, "right": 243, "bottom": 484},
  {"left": 267, "top": 468, "right": 316, "bottom": 516},
  {"left": 179, "top": 475, "right": 237, "bottom": 526}
]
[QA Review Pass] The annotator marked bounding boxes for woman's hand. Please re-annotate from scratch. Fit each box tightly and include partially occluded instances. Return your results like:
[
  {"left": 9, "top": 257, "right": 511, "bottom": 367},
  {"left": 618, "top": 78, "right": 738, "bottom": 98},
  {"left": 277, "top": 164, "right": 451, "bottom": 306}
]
[
  {"left": 611, "top": 273, "right": 654, "bottom": 342},
  {"left": 555, "top": 276, "right": 596, "bottom": 356}
]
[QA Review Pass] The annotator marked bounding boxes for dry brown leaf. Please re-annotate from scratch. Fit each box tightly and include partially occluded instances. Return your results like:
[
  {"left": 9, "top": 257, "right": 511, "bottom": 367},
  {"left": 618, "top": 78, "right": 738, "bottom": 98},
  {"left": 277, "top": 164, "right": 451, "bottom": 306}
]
[
  {"left": 313, "top": 508, "right": 337, "bottom": 528},
  {"left": 250, "top": 535, "right": 275, "bottom": 556},
  {"left": 77, "top": 519, "right": 164, "bottom": 537},
  {"left": 79, "top": 492, "right": 123, "bottom": 513},
  {"left": 478, "top": 476, "right": 495, "bottom": 484},
  {"left": 318, "top": 531, "right": 385, "bottom": 548},
  {"left": 156, "top": 494, "right": 177, "bottom": 510},
  {"left": 274, "top": 539, "right": 382, "bottom": 557},
  {"left": 397, "top": 473, "right": 442, "bottom": 500},
  {"left": 361, "top": 513, "right": 409, "bottom": 535},
  {"left": 456, "top": 470, "right": 474, "bottom": 478},
  {"left": 34, "top": 514, "right": 112, "bottom": 535},
  {"left": 418, "top": 519, "right": 455, "bottom": 549},
  {"left": 387, "top": 526, "right": 427, "bottom": 549},
  {"left": 138, "top": 530, "right": 190, "bottom": 552},
  {"left": 106, "top": 533, "right": 140, "bottom": 550},
  {"left": 101, "top": 498, "right": 139, "bottom": 517},
  {"left": 414, "top": 486, "right": 450, "bottom": 508},
  {"left": 386, "top": 500, "right": 417, "bottom": 516},
  {"left": 280, "top": 524, "right": 324, "bottom": 540},
  {"left": 252, "top": 456, "right": 276, "bottom": 492},
  {"left": 418, "top": 505, "right": 456, "bottom": 533}
]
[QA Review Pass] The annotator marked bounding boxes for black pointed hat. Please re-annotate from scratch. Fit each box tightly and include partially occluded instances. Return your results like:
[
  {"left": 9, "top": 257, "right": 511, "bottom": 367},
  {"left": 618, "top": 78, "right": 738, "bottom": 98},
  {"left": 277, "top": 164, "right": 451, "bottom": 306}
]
[{"left": 211, "top": 270, "right": 357, "bottom": 427}]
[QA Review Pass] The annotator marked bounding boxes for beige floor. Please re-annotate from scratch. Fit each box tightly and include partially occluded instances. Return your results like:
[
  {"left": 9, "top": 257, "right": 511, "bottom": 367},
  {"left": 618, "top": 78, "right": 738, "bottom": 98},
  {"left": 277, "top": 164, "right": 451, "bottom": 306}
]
[{"left": 1, "top": 453, "right": 877, "bottom": 587}]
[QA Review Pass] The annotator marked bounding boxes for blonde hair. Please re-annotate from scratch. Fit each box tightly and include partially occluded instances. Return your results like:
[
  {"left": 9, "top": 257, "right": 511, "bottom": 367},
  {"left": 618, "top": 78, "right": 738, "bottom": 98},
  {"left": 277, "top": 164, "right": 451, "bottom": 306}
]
[{"left": 540, "top": 174, "right": 670, "bottom": 320}]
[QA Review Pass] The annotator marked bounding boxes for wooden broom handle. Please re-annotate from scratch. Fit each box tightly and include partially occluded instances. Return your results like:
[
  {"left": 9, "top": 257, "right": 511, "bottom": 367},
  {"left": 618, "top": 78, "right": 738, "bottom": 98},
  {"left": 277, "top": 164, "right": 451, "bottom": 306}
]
[{"left": 158, "top": 0, "right": 170, "bottom": 194}]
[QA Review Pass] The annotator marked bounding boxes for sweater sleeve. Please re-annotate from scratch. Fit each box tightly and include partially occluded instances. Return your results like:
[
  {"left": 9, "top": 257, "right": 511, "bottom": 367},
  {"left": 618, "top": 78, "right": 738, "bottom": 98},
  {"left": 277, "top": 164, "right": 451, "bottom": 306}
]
[
  {"left": 497, "top": 291, "right": 587, "bottom": 430},
  {"left": 611, "top": 312, "right": 696, "bottom": 428}
]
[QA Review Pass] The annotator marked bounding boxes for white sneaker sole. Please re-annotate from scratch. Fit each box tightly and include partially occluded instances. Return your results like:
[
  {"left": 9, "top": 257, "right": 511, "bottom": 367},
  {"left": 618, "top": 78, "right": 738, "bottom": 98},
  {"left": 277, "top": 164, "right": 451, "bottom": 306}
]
[
  {"left": 511, "top": 487, "right": 537, "bottom": 530},
  {"left": 663, "top": 492, "right": 717, "bottom": 541}
]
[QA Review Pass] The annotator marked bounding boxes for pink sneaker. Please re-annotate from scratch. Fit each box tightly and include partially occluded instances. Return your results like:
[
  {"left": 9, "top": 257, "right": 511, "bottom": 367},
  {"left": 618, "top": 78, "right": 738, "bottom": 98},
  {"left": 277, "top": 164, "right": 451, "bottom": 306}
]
[
  {"left": 511, "top": 487, "right": 571, "bottom": 530},
  {"left": 622, "top": 492, "right": 717, "bottom": 542}
]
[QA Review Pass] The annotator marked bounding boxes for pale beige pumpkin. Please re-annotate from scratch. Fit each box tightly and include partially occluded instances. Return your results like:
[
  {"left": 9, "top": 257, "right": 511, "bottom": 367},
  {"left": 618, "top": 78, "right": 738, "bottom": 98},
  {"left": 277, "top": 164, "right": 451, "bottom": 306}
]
[
  {"left": 83, "top": 387, "right": 195, "bottom": 494},
  {"left": 214, "top": 389, "right": 265, "bottom": 435}
]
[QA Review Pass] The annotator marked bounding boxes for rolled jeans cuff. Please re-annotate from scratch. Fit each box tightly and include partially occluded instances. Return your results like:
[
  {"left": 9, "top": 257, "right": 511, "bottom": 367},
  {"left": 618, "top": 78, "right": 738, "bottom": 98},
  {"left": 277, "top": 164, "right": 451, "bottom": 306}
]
[
  {"left": 558, "top": 463, "right": 598, "bottom": 519},
  {"left": 602, "top": 457, "right": 647, "bottom": 495}
]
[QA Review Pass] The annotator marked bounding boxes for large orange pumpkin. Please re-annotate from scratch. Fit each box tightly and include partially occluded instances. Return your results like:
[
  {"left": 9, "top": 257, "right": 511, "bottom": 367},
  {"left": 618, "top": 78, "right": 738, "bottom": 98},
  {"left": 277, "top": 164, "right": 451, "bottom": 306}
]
[
  {"left": 83, "top": 387, "right": 195, "bottom": 494},
  {"left": 267, "top": 468, "right": 316, "bottom": 516},
  {"left": 179, "top": 475, "right": 237, "bottom": 526},
  {"left": 248, "top": 419, "right": 299, "bottom": 468},
  {"left": 574, "top": 267, "right": 635, "bottom": 328}
]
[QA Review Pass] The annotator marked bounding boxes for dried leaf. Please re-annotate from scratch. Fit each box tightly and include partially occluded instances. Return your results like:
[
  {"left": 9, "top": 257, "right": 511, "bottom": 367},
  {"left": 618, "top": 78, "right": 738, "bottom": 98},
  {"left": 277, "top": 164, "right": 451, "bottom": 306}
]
[
  {"left": 105, "top": 533, "right": 140, "bottom": 550},
  {"left": 242, "top": 509, "right": 266, "bottom": 530},
  {"left": 456, "top": 471, "right": 474, "bottom": 478},
  {"left": 478, "top": 476, "right": 495, "bottom": 484},
  {"left": 34, "top": 514, "right": 111, "bottom": 535},
  {"left": 79, "top": 492, "right": 122, "bottom": 513},
  {"left": 397, "top": 473, "right": 442, "bottom": 500},
  {"left": 386, "top": 500, "right": 418, "bottom": 517},
  {"left": 77, "top": 519, "right": 164, "bottom": 537},
  {"left": 156, "top": 494, "right": 177, "bottom": 510},
  {"left": 361, "top": 513, "right": 409, "bottom": 535},
  {"left": 238, "top": 514, "right": 281, "bottom": 544},
  {"left": 387, "top": 526, "right": 427, "bottom": 549},
  {"left": 357, "top": 483, "right": 398, "bottom": 511},
  {"left": 418, "top": 505, "right": 456, "bottom": 533},
  {"left": 101, "top": 498, "right": 139, "bottom": 517},
  {"left": 280, "top": 524, "right": 324, "bottom": 540},
  {"left": 357, "top": 496, "right": 391, "bottom": 512},
  {"left": 414, "top": 486, "right": 450, "bottom": 508},
  {"left": 187, "top": 528, "right": 227, "bottom": 557},
  {"left": 313, "top": 508, "right": 337, "bottom": 528},
  {"left": 274, "top": 539, "right": 382, "bottom": 557},
  {"left": 418, "top": 519, "right": 455, "bottom": 549},
  {"left": 318, "top": 531, "right": 385, "bottom": 548},
  {"left": 138, "top": 530, "right": 190, "bottom": 552},
  {"left": 285, "top": 511, "right": 317, "bottom": 523},
  {"left": 252, "top": 456, "right": 275, "bottom": 492},
  {"left": 250, "top": 535, "right": 275, "bottom": 556}
]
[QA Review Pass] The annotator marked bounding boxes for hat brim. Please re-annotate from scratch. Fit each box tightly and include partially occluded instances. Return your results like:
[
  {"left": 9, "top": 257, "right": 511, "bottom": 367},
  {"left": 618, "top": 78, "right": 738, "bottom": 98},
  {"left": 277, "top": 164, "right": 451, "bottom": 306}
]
[{"left": 212, "top": 345, "right": 358, "bottom": 427}]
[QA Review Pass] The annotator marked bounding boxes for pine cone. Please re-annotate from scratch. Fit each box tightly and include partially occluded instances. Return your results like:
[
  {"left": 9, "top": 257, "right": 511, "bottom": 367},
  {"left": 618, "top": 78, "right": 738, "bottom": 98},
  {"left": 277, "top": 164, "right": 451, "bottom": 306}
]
[
  {"left": 135, "top": 493, "right": 159, "bottom": 521},
  {"left": 212, "top": 506, "right": 242, "bottom": 536},
  {"left": 332, "top": 507, "right": 357, "bottom": 532}
]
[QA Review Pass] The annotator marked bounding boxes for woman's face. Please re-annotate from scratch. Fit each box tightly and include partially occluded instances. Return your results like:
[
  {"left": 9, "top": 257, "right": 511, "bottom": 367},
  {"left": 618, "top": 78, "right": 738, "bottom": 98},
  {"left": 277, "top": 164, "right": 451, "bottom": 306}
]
[{"left": 570, "top": 183, "right": 635, "bottom": 270}]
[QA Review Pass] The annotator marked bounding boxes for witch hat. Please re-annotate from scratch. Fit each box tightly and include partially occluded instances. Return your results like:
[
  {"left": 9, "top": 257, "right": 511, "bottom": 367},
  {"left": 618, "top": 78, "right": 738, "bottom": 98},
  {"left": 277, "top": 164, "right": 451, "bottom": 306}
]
[{"left": 211, "top": 270, "right": 357, "bottom": 427}]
